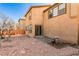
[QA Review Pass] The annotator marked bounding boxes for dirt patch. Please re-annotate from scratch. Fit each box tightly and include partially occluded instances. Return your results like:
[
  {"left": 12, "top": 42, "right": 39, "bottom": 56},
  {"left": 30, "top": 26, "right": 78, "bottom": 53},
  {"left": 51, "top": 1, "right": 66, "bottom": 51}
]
[{"left": 0, "top": 36, "right": 78, "bottom": 56}]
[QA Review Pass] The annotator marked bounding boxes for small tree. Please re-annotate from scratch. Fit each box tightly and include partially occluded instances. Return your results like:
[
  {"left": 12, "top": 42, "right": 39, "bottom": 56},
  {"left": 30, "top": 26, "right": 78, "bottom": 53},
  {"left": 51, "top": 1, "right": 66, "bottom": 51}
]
[{"left": 0, "top": 13, "right": 15, "bottom": 41}]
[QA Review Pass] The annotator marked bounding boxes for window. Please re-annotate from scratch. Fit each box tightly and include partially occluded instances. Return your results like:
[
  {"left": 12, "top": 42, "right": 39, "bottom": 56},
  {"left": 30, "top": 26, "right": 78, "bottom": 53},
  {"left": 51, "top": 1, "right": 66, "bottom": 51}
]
[
  {"left": 53, "top": 7, "right": 58, "bottom": 16},
  {"left": 29, "top": 24, "right": 32, "bottom": 30},
  {"left": 58, "top": 3, "right": 66, "bottom": 15},
  {"left": 28, "top": 24, "right": 32, "bottom": 33},
  {"left": 48, "top": 9, "right": 52, "bottom": 19},
  {"left": 48, "top": 3, "right": 66, "bottom": 19}
]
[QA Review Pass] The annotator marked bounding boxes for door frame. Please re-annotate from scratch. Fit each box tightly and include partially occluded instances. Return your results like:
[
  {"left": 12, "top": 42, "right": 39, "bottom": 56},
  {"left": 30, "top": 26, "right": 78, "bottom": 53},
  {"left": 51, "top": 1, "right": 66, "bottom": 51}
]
[{"left": 35, "top": 25, "right": 42, "bottom": 36}]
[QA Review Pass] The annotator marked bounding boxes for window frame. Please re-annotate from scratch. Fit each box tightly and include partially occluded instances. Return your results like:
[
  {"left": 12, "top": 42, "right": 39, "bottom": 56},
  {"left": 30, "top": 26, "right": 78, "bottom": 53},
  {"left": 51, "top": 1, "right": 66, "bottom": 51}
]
[
  {"left": 48, "top": 3, "right": 67, "bottom": 19},
  {"left": 48, "top": 9, "right": 53, "bottom": 19},
  {"left": 58, "top": 3, "right": 66, "bottom": 15},
  {"left": 52, "top": 6, "right": 59, "bottom": 17},
  {"left": 28, "top": 24, "right": 32, "bottom": 33}
]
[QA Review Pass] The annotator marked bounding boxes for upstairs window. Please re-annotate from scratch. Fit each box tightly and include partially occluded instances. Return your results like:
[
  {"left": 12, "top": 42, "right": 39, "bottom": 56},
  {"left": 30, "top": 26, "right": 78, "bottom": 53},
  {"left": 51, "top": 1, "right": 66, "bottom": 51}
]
[
  {"left": 48, "top": 9, "right": 52, "bottom": 19},
  {"left": 53, "top": 7, "right": 58, "bottom": 16},
  {"left": 48, "top": 3, "right": 66, "bottom": 19},
  {"left": 58, "top": 3, "right": 66, "bottom": 15}
]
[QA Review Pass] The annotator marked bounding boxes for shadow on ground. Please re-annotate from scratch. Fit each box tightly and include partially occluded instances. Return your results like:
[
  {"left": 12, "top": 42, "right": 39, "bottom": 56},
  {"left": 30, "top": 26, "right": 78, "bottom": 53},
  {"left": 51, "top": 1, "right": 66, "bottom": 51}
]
[{"left": 35, "top": 36, "right": 79, "bottom": 49}]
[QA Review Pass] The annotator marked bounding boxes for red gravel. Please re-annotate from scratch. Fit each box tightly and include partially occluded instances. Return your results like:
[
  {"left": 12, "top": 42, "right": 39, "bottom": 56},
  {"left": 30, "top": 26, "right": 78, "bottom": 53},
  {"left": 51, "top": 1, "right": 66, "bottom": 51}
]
[{"left": 0, "top": 36, "right": 78, "bottom": 56}]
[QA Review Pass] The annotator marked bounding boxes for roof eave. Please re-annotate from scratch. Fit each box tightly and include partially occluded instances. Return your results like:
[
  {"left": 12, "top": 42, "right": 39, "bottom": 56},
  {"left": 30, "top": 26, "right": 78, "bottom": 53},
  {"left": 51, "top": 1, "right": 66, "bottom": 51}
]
[
  {"left": 24, "top": 5, "right": 51, "bottom": 17},
  {"left": 43, "top": 3, "right": 59, "bottom": 13}
]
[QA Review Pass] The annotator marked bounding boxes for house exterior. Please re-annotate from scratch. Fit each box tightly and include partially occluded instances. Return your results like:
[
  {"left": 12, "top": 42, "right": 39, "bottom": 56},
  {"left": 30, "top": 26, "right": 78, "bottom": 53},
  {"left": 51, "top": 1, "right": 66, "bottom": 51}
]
[
  {"left": 43, "top": 3, "right": 79, "bottom": 44},
  {"left": 14, "top": 18, "right": 26, "bottom": 35},
  {"left": 18, "top": 18, "right": 26, "bottom": 30},
  {"left": 24, "top": 3, "right": 79, "bottom": 44},
  {"left": 24, "top": 5, "right": 51, "bottom": 37}
]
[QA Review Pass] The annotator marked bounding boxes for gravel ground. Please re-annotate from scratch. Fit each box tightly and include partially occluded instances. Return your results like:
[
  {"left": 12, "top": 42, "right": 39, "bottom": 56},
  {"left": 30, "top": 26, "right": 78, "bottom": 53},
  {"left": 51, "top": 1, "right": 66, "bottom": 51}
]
[{"left": 0, "top": 36, "right": 78, "bottom": 56}]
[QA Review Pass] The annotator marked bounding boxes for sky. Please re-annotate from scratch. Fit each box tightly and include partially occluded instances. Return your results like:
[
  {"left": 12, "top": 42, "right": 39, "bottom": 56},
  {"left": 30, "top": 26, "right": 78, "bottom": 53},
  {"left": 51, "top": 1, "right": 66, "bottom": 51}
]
[{"left": 0, "top": 3, "right": 47, "bottom": 23}]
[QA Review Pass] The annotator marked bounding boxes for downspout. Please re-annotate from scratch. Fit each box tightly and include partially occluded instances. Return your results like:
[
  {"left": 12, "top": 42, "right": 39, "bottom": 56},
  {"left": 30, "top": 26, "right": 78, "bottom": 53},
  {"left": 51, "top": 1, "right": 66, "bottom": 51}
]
[
  {"left": 78, "top": 4, "right": 79, "bottom": 45},
  {"left": 42, "top": 11, "right": 45, "bottom": 36}
]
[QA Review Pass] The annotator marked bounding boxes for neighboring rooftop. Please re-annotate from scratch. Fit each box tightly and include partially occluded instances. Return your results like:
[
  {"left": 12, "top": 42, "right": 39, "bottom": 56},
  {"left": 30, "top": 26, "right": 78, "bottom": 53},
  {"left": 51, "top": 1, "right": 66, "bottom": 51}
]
[{"left": 18, "top": 18, "right": 25, "bottom": 22}]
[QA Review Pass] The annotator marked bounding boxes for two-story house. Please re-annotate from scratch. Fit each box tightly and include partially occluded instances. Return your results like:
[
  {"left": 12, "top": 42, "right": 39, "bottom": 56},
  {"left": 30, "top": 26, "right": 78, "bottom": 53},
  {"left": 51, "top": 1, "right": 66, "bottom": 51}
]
[
  {"left": 24, "top": 3, "right": 79, "bottom": 44},
  {"left": 24, "top": 5, "right": 50, "bottom": 37}
]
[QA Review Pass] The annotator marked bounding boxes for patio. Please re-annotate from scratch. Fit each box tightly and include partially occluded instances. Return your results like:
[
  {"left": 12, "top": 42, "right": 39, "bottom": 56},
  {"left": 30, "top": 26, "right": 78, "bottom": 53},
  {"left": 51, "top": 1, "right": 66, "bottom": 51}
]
[{"left": 0, "top": 36, "right": 78, "bottom": 56}]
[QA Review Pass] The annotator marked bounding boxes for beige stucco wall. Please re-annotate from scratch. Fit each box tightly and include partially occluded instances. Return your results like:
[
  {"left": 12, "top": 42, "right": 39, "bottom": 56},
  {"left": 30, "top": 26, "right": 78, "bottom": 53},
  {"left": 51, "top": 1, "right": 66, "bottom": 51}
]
[
  {"left": 25, "top": 6, "right": 49, "bottom": 37},
  {"left": 32, "top": 7, "right": 50, "bottom": 37},
  {"left": 25, "top": 10, "right": 32, "bottom": 36},
  {"left": 43, "top": 3, "right": 79, "bottom": 44},
  {"left": 25, "top": 10, "right": 32, "bottom": 26}
]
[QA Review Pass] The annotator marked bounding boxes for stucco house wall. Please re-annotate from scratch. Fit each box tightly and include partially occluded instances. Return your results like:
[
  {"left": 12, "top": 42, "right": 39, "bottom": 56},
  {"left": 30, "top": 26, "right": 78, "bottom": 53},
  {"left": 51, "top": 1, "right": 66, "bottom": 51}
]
[
  {"left": 32, "top": 7, "right": 50, "bottom": 37},
  {"left": 25, "top": 6, "right": 50, "bottom": 37},
  {"left": 43, "top": 3, "right": 79, "bottom": 44}
]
